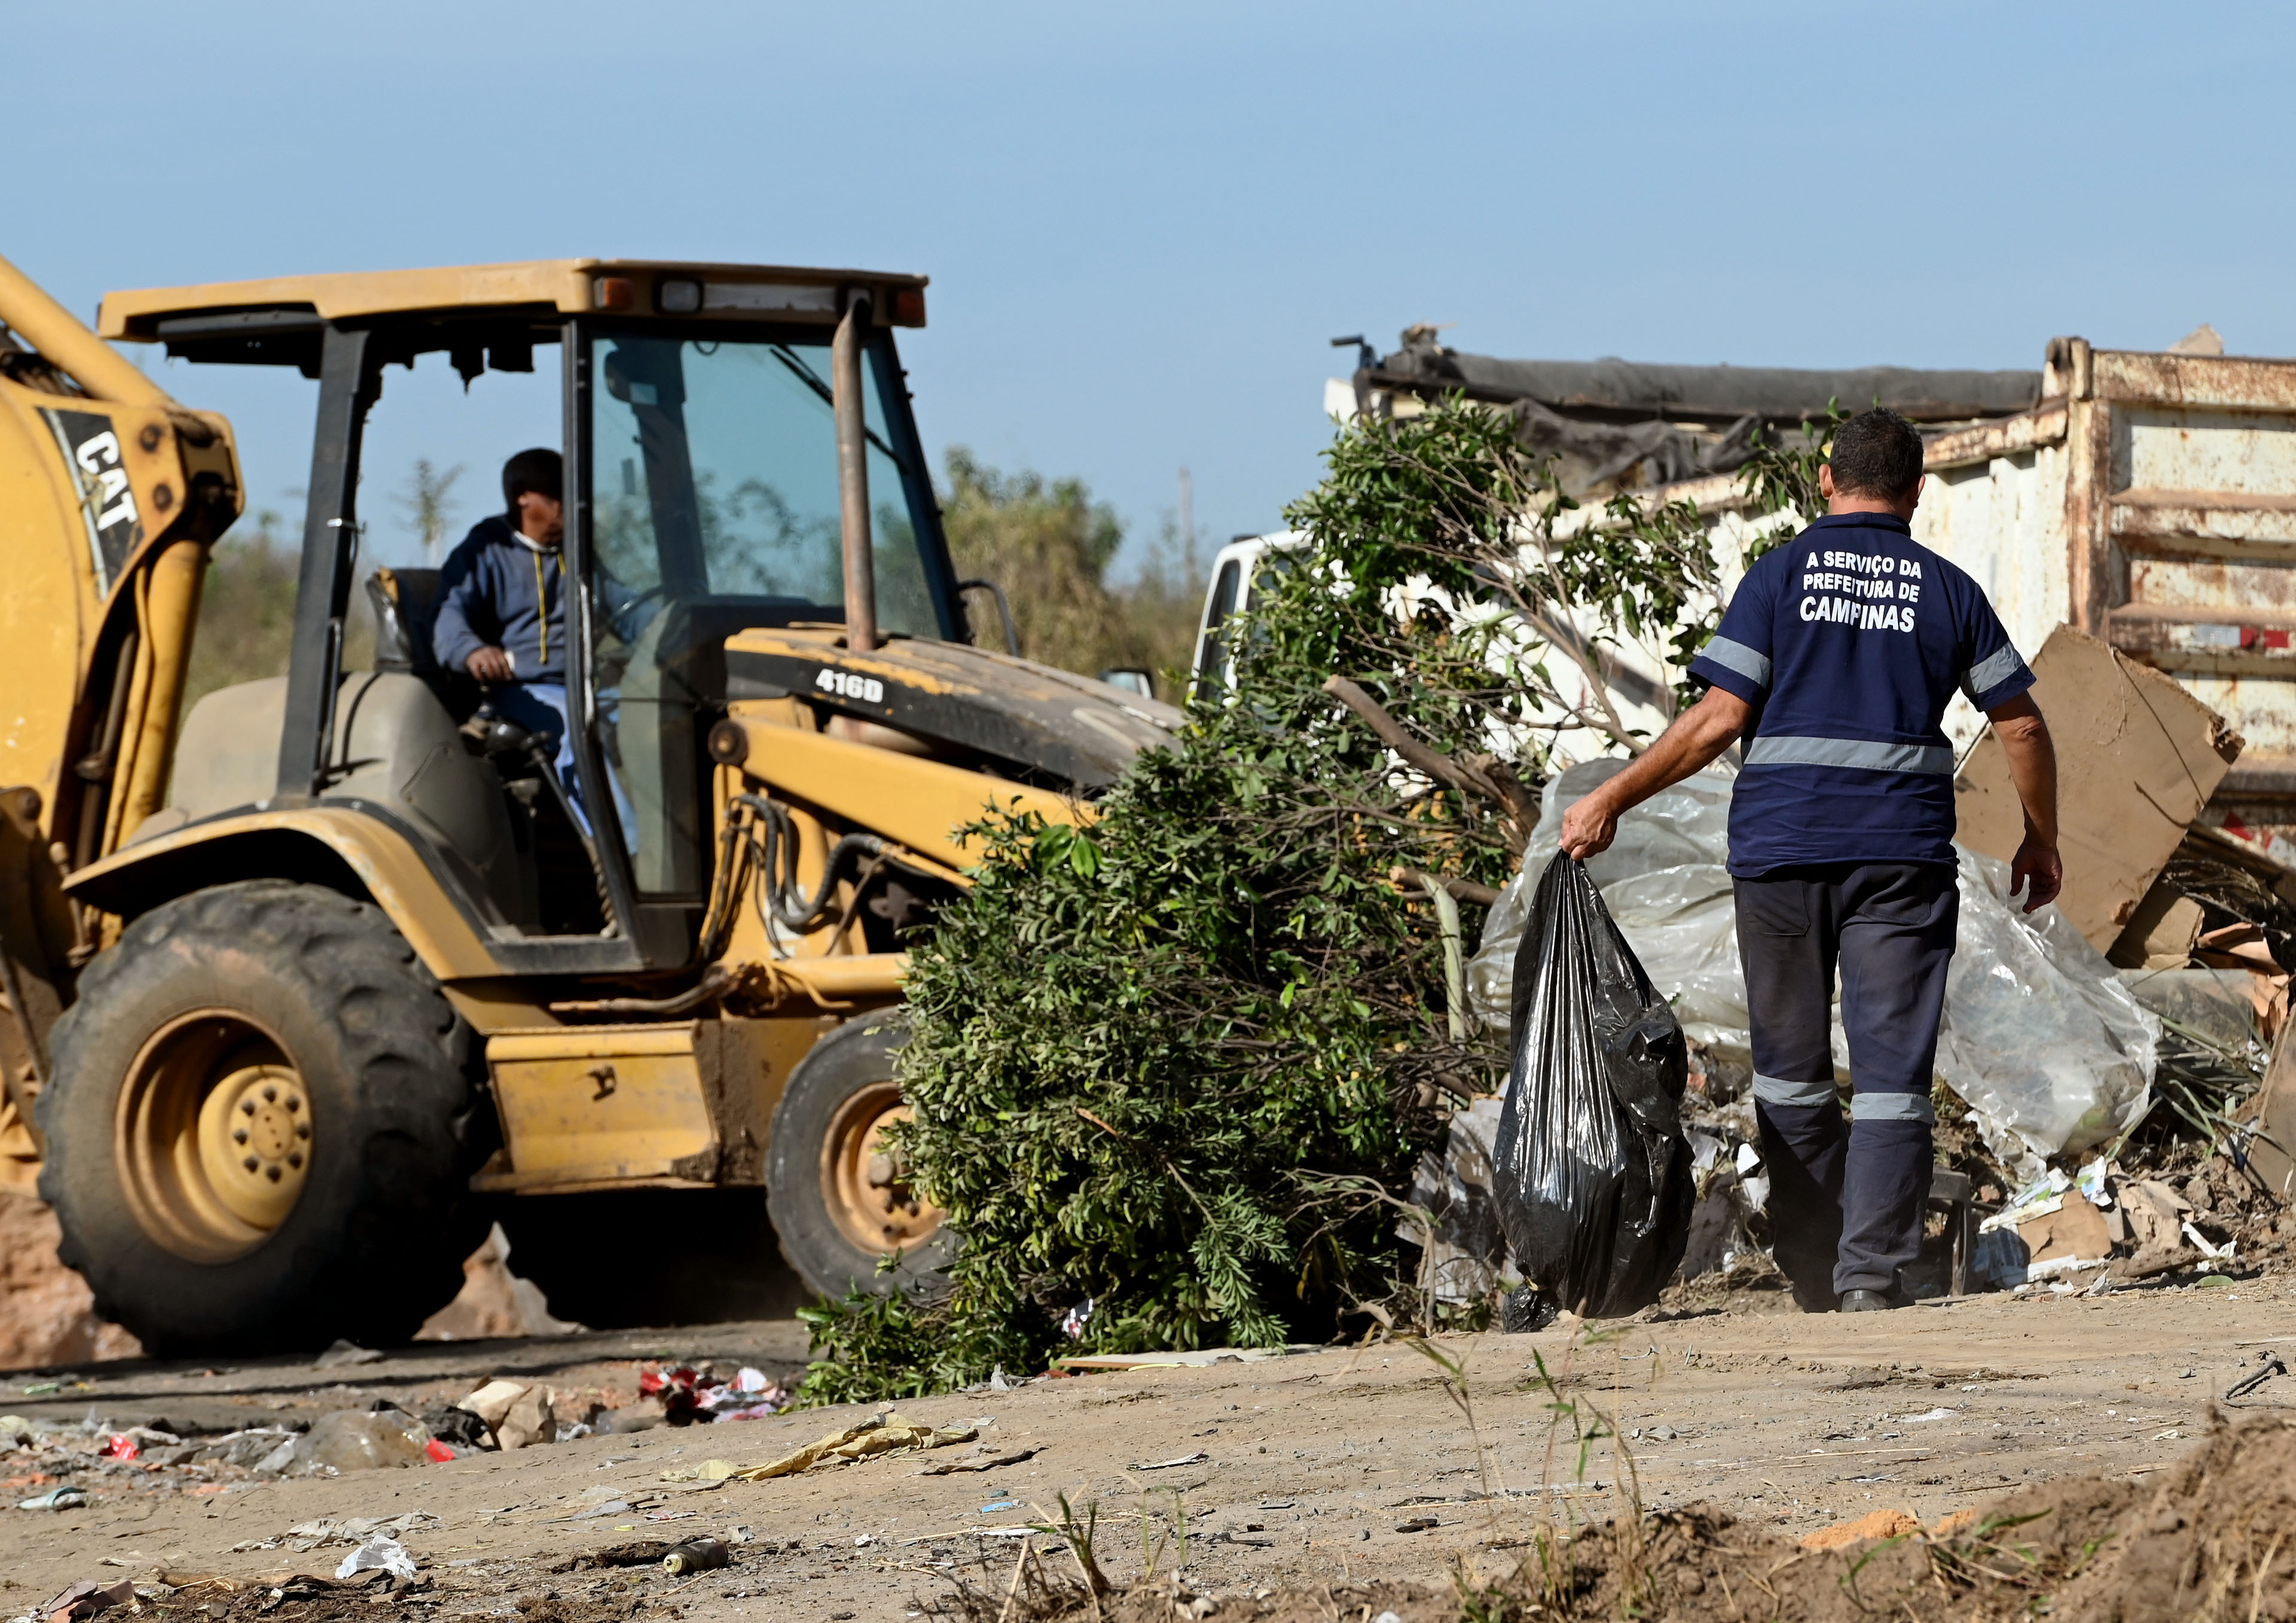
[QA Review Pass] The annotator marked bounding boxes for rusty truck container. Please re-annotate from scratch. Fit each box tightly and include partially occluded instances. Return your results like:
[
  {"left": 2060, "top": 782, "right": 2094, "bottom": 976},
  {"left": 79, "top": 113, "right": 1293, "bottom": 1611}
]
[{"left": 1636, "top": 337, "right": 2296, "bottom": 864}]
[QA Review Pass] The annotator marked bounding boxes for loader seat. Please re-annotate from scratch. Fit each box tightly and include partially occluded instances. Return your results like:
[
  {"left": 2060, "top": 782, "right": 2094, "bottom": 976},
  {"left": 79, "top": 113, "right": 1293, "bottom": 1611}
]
[
  {"left": 147, "top": 672, "right": 538, "bottom": 928},
  {"left": 367, "top": 567, "right": 480, "bottom": 722}
]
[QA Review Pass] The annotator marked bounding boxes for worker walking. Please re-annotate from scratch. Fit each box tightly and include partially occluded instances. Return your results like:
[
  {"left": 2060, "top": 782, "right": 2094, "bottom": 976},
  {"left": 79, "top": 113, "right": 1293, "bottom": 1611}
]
[{"left": 1558, "top": 408, "right": 2061, "bottom": 1312}]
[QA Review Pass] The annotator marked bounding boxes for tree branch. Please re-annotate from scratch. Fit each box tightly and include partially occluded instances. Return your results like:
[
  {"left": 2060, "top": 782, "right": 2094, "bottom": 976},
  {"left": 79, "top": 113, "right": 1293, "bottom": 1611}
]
[{"left": 1321, "top": 676, "right": 1541, "bottom": 846}]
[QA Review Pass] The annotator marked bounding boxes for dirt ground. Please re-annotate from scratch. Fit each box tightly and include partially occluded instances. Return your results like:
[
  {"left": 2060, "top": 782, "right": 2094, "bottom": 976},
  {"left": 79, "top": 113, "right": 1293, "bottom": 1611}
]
[{"left": 7, "top": 1269, "right": 2296, "bottom": 1623}]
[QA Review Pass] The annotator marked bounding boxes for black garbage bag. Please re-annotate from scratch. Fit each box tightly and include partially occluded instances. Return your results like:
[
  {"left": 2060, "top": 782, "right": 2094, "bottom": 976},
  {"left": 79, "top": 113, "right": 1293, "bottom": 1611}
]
[{"left": 1494, "top": 854, "right": 1693, "bottom": 1326}]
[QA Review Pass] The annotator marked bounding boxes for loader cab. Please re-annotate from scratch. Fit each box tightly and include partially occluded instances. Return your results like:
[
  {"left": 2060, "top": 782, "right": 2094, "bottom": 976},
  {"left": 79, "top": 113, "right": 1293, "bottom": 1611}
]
[{"left": 99, "top": 261, "right": 965, "bottom": 971}]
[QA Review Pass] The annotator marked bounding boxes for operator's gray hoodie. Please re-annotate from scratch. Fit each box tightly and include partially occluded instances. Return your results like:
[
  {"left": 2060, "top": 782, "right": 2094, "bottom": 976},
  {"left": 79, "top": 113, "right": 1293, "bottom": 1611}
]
[{"left": 432, "top": 516, "right": 567, "bottom": 683}]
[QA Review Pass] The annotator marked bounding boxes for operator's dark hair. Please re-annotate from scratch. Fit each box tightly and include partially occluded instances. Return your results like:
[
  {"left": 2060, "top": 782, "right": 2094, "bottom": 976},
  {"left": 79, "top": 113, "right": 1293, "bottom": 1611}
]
[
  {"left": 1825, "top": 408, "right": 1926, "bottom": 501},
  {"left": 501, "top": 447, "right": 563, "bottom": 518}
]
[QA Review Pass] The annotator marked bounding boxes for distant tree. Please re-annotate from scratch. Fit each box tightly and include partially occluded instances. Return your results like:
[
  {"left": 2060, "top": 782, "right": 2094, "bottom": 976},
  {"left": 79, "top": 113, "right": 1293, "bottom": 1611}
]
[
  {"left": 939, "top": 450, "right": 1205, "bottom": 698},
  {"left": 179, "top": 506, "right": 376, "bottom": 723},
  {"left": 181, "top": 509, "right": 300, "bottom": 716},
  {"left": 394, "top": 459, "right": 466, "bottom": 560}
]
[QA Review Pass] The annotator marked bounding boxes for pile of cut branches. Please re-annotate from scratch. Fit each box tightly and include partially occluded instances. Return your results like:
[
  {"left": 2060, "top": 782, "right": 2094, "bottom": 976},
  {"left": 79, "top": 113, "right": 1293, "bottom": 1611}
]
[{"left": 799, "top": 401, "right": 1752, "bottom": 1403}]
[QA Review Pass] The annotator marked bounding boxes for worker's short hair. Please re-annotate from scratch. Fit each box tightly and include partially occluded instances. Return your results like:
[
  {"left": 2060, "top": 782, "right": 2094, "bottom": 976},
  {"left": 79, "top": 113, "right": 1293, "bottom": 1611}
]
[
  {"left": 1826, "top": 408, "right": 1925, "bottom": 502},
  {"left": 502, "top": 447, "right": 563, "bottom": 518}
]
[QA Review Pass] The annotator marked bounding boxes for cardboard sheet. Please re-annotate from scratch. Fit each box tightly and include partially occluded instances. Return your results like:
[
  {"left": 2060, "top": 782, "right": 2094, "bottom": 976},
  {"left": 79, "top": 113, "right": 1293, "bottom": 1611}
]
[{"left": 1955, "top": 625, "right": 2241, "bottom": 952}]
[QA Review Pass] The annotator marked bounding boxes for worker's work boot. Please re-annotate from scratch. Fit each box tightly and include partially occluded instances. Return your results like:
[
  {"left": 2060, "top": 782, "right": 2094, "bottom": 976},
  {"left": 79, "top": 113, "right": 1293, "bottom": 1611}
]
[{"left": 1838, "top": 1288, "right": 1903, "bottom": 1312}]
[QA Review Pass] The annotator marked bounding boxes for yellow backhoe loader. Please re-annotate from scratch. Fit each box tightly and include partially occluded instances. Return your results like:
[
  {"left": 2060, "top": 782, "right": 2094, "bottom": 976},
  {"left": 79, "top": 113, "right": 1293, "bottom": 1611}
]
[{"left": 0, "top": 253, "right": 1175, "bottom": 1353}]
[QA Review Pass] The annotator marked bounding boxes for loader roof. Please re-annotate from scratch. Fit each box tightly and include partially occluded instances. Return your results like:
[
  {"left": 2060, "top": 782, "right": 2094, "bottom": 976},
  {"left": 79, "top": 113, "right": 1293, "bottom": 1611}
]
[{"left": 98, "top": 259, "right": 928, "bottom": 356}]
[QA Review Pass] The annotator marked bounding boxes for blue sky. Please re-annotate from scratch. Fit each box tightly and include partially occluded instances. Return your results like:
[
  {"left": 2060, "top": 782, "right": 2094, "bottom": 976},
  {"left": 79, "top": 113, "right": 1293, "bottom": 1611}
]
[{"left": 11, "top": 2, "right": 2294, "bottom": 576}]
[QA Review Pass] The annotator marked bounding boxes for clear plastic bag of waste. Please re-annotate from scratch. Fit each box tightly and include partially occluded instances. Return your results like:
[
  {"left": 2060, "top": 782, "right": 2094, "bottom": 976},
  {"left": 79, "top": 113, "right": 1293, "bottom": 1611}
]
[
  {"left": 1467, "top": 764, "right": 1743, "bottom": 1053},
  {"left": 1935, "top": 848, "right": 2156, "bottom": 1178},
  {"left": 1494, "top": 852, "right": 1694, "bottom": 1324}
]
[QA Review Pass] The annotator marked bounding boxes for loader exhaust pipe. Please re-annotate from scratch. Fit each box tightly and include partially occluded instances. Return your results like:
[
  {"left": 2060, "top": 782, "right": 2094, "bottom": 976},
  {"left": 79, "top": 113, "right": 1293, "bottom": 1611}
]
[
  {"left": 0, "top": 251, "right": 169, "bottom": 408},
  {"left": 832, "top": 291, "right": 877, "bottom": 654}
]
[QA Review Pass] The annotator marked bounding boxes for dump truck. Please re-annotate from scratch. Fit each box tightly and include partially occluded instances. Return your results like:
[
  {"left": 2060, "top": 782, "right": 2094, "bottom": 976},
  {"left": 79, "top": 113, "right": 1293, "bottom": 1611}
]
[
  {"left": 0, "top": 253, "right": 1176, "bottom": 1353},
  {"left": 1348, "top": 324, "right": 2296, "bottom": 956}
]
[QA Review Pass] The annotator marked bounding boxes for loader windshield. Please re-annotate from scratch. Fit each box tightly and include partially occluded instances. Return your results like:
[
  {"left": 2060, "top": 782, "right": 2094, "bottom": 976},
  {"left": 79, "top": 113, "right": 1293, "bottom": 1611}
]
[
  {"left": 590, "top": 333, "right": 936, "bottom": 629},
  {"left": 587, "top": 330, "right": 944, "bottom": 897}
]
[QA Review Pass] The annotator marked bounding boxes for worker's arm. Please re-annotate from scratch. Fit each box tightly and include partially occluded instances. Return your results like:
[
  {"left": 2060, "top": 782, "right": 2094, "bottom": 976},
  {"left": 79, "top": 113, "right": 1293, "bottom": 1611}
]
[
  {"left": 431, "top": 540, "right": 514, "bottom": 683},
  {"left": 1987, "top": 691, "right": 2061, "bottom": 913},
  {"left": 1559, "top": 686, "right": 1752, "bottom": 860}
]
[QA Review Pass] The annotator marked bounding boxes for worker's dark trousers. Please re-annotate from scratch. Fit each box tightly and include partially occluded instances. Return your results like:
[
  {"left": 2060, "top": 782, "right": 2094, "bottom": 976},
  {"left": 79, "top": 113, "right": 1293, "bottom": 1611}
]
[{"left": 1733, "top": 861, "right": 1959, "bottom": 1304}]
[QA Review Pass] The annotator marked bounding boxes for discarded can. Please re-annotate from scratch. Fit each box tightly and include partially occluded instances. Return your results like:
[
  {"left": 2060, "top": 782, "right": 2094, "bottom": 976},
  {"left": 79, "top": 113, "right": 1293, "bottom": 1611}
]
[{"left": 661, "top": 1538, "right": 730, "bottom": 1575}]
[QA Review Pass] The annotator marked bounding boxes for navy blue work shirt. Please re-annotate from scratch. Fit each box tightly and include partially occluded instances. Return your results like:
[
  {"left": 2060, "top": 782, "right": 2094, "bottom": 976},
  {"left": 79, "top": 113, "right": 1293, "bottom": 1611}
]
[{"left": 1687, "top": 512, "right": 2034, "bottom": 877}]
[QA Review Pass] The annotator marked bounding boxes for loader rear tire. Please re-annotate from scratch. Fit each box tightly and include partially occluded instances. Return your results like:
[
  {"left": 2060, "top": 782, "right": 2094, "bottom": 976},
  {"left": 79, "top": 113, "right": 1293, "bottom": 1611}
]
[
  {"left": 765, "top": 1011, "right": 954, "bottom": 1300},
  {"left": 36, "top": 881, "right": 488, "bottom": 1355}
]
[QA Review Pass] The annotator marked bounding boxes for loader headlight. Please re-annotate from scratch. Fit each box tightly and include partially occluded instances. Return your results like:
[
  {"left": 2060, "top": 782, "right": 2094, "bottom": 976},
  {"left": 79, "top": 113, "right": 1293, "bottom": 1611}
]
[{"left": 658, "top": 278, "right": 703, "bottom": 314}]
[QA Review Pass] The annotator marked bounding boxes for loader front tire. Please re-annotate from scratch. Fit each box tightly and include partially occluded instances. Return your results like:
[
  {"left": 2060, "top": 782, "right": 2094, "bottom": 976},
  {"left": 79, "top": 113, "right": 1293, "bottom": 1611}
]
[
  {"left": 765, "top": 1011, "right": 952, "bottom": 1300},
  {"left": 37, "top": 881, "right": 487, "bottom": 1355}
]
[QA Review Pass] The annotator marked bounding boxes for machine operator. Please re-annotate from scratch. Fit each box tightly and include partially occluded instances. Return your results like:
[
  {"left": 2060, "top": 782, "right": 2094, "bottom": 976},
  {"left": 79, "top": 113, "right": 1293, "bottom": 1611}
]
[
  {"left": 1557, "top": 407, "right": 2062, "bottom": 1313},
  {"left": 432, "top": 448, "right": 594, "bottom": 830}
]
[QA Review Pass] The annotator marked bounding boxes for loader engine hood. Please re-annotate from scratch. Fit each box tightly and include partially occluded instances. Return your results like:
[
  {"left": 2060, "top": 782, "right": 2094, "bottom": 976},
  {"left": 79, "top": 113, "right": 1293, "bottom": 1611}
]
[{"left": 723, "top": 630, "right": 1180, "bottom": 791}]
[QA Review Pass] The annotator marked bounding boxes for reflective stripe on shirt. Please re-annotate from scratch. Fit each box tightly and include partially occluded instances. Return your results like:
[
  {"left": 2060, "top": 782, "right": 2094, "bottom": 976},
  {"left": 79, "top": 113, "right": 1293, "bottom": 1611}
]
[
  {"left": 1699, "top": 635, "right": 1772, "bottom": 687},
  {"left": 1743, "top": 736, "right": 1956, "bottom": 775},
  {"left": 1962, "top": 643, "right": 2024, "bottom": 704}
]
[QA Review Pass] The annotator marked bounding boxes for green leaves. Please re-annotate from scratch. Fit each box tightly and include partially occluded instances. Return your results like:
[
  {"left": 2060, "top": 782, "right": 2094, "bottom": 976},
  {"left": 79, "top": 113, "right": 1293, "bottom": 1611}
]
[{"left": 798, "top": 395, "right": 1787, "bottom": 1404}]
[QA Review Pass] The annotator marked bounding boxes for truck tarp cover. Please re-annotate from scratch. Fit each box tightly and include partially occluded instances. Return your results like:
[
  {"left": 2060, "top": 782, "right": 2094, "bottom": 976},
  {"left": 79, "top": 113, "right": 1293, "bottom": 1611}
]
[
  {"left": 1495, "top": 854, "right": 1693, "bottom": 1321},
  {"left": 1379, "top": 352, "right": 2044, "bottom": 422}
]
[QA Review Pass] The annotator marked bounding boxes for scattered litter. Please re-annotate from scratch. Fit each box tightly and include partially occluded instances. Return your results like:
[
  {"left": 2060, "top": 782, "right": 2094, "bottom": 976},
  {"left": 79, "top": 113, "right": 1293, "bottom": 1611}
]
[
  {"left": 2225, "top": 1353, "right": 2288, "bottom": 1400},
  {"left": 1259, "top": 1499, "right": 1296, "bottom": 1510},
  {"left": 423, "top": 1406, "right": 493, "bottom": 1450},
  {"left": 40, "top": 1579, "right": 136, "bottom": 1622},
  {"left": 551, "top": 1541, "right": 676, "bottom": 1572},
  {"left": 1055, "top": 1346, "right": 1315, "bottom": 1371},
  {"left": 1060, "top": 1298, "right": 1095, "bottom": 1339},
  {"left": 662, "top": 1538, "right": 730, "bottom": 1574},
  {"left": 918, "top": 1445, "right": 1041, "bottom": 1476},
  {"left": 313, "top": 1338, "right": 386, "bottom": 1370},
  {"left": 456, "top": 1379, "right": 555, "bottom": 1450},
  {"left": 980, "top": 1500, "right": 1020, "bottom": 1513},
  {"left": 1394, "top": 1515, "right": 1439, "bottom": 1533},
  {"left": 281, "top": 1512, "right": 440, "bottom": 1549},
  {"left": 1898, "top": 1408, "right": 1958, "bottom": 1424},
  {"left": 1130, "top": 1451, "right": 1210, "bottom": 1471},
  {"left": 637, "top": 1365, "right": 790, "bottom": 1425},
  {"left": 643, "top": 1509, "right": 697, "bottom": 1522},
  {"left": 288, "top": 1408, "right": 434, "bottom": 1473},
  {"left": 1980, "top": 1169, "right": 2073, "bottom": 1233},
  {"left": 99, "top": 1434, "right": 138, "bottom": 1461},
  {"left": 2182, "top": 1221, "right": 2235, "bottom": 1262},
  {"left": 658, "top": 1459, "right": 743, "bottom": 1483},
  {"left": 725, "top": 1411, "right": 978, "bottom": 1480},
  {"left": 17, "top": 1486, "right": 86, "bottom": 1511},
  {"left": 568, "top": 1500, "right": 631, "bottom": 1521},
  {"left": 335, "top": 1535, "right": 419, "bottom": 1581},
  {"left": 1398, "top": 1097, "right": 1509, "bottom": 1304}
]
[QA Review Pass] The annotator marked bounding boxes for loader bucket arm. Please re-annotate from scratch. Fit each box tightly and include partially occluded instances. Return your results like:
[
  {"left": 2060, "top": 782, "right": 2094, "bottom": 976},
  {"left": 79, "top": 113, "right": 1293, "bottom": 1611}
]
[{"left": 0, "top": 252, "right": 243, "bottom": 1154}]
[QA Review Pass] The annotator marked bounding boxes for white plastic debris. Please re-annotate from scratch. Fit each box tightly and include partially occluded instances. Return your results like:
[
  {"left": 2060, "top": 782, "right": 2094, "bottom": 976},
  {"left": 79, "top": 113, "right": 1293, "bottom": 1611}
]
[
  {"left": 336, "top": 1535, "right": 419, "bottom": 1581},
  {"left": 1979, "top": 1169, "right": 2071, "bottom": 1233}
]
